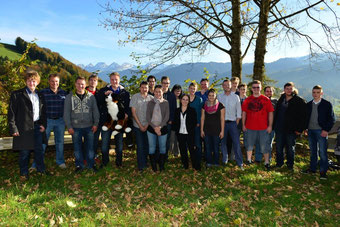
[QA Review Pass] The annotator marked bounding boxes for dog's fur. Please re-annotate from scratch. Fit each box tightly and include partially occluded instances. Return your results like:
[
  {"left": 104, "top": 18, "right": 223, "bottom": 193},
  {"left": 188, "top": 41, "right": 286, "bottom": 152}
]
[{"left": 102, "top": 93, "right": 131, "bottom": 136}]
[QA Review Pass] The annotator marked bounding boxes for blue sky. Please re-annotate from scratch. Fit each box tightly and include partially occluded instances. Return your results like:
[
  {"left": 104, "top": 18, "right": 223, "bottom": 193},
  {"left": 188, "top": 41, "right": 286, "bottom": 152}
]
[{"left": 0, "top": 0, "right": 338, "bottom": 66}]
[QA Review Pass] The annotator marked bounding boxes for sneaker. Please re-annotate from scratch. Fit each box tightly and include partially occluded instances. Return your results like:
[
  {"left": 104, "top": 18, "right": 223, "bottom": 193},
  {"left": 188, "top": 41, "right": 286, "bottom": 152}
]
[
  {"left": 223, "top": 161, "right": 228, "bottom": 166},
  {"left": 58, "top": 163, "right": 67, "bottom": 169},
  {"left": 246, "top": 160, "right": 253, "bottom": 165},
  {"left": 75, "top": 166, "right": 83, "bottom": 173},
  {"left": 301, "top": 168, "right": 316, "bottom": 174},
  {"left": 320, "top": 172, "right": 328, "bottom": 180},
  {"left": 265, "top": 164, "right": 271, "bottom": 170},
  {"left": 239, "top": 165, "right": 244, "bottom": 171}
]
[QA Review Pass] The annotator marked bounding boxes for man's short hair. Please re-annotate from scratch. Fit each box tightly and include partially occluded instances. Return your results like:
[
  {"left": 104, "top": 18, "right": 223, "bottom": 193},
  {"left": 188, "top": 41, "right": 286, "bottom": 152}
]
[
  {"left": 48, "top": 73, "right": 60, "bottom": 80},
  {"left": 161, "top": 76, "right": 170, "bottom": 82},
  {"left": 189, "top": 82, "right": 197, "bottom": 88},
  {"left": 89, "top": 74, "right": 98, "bottom": 81},
  {"left": 284, "top": 82, "right": 294, "bottom": 88},
  {"left": 223, "top": 79, "right": 231, "bottom": 84},
  {"left": 24, "top": 70, "right": 40, "bottom": 83},
  {"left": 75, "top": 76, "right": 86, "bottom": 82},
  {"left": 238, "top": 83, "right": 247, "bottom": 89},
  {"left": 109, "top": 72, "right": 120, "bottom": 77},
  {"left": 313, "top": 85, "right": 323, "bottom": 90},
  {"left": 200, "top": 78, "right": 209, "bottom": 83},
  {"left": 147, "top": 75, "right": 156, "bottom": 82},
  {"left": 231, "top": 77, "right": 240, "bottom": 83},
  {"left": 140, "top": 81, "right": 148, "bottom": 87},
  {"left": 251, "top": 80, "right": 261, "bottom": 86},
  {"left": 154, "top": 84, "right": 162, "bottom": 90}
]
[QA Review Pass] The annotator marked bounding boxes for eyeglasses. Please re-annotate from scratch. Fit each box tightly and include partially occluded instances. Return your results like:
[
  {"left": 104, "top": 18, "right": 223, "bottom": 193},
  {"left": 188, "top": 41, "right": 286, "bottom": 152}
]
[{"left": 252, "top": 86, "right": 260, "bottom": 89}]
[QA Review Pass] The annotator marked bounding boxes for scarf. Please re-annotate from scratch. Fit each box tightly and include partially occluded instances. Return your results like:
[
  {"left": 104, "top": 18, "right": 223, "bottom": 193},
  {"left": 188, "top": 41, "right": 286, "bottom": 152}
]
[
  {"left": 151, "top": 97, "right": 163, "bottom": 126},
  {"left": 204, "top": 100, "right": 219, "bottom": 114}
]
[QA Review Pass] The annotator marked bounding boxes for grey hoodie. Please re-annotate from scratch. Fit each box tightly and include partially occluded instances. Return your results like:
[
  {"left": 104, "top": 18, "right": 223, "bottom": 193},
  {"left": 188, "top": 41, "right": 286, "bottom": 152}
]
[{"left": 63, "top": 91, "right": 99, "bottom": 129}]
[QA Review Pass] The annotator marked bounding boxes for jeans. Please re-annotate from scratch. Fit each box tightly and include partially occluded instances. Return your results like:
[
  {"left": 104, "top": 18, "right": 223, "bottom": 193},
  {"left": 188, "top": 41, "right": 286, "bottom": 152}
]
[
  {"left": 33, "top": 118, "right": 65, "bottom": 168},
  {"left": 221, "top": 121, "right": 243, "bottom": 166},
  {"left": 165, "top": 124, "right": 172, "bottom": 157},
  {"left": 169, "top": 130, "right": 179, "bottom": 156},
  {"left": 72, "top": 127, "right": 95, "bottom": 169},
  {"left": 245, "top": 129, "right": 270, "bottom": 154},
  {"left": 308, "top": 129, "right": 329, "bottom": 173},
  {"left": 19, "top": 124, "right": 45, "bottom": 175},
  {"left": 133, "top": 126, "right": 149, "bottom": 170},
  {"left": 255, "top": 131, "right": 275, "bottom": 162},
  {"left": 147, "top": 131, "right": 167, "bottom": 155},
  {"left": 101, "top": 129, "right": 123, "bottom": 166},
  {"left": 204, "top": 135, "right": 220, "bottom": 165},
  {"left": 275, "top": 130, "right": 297, "bottom": 168},
  {"left": 93, "top": 125, "right": 101, "bottom": 155}
]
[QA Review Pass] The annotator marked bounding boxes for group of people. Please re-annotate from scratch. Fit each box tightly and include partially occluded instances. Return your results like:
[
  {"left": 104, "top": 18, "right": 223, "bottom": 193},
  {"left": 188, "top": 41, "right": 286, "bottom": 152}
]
[{"left": 8, "top": 70, "right": 335, "bottom": 181}]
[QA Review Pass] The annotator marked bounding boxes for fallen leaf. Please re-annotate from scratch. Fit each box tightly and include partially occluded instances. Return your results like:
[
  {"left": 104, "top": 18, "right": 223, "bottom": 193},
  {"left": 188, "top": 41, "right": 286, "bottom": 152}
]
[{"left": 66, "top": 201, "right": 77, "bottom": 208}]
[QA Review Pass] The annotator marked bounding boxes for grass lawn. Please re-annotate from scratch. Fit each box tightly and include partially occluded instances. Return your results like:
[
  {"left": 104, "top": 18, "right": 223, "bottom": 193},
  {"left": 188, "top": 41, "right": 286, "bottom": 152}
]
[
  {"left": 0, "top": 43, "right": 21, "bottom": 60},
  {"left": 0, "top": 145, "right": 339, "bottom": 226}
]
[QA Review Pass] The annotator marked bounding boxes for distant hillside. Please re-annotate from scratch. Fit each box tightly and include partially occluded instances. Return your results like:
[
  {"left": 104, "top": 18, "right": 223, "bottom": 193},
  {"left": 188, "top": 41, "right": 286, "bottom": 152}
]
[
  {"left": 85, "top": 56, "right": 340, "bottom": 103},
  {"left": 0, "top": 38, "right": 106, "bottom": 91},
  {"left": 0, "top": 43, "right": 22, "bottom": 60}
]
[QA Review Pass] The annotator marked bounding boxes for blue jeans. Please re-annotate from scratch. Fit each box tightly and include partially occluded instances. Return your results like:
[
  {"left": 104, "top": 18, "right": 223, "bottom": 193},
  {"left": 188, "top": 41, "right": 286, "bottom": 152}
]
[
  {"left": 255, "top": 131, "right": 275, "bottom": 162},
  {"left": 221, "top": 121, "right": 243, "bottom": 166},
  {"left": 101, "top": 129, "right": 123, "bottom": 166},
  {"left": 147, "top": 131, "right": 167, "bottom": 155},
  {"left": 194, "top": 126, "right": 202, "bottom": 165},
  {"left": 93, "top": 125, "right": 101, "bottom": 155},
  {"left": 133, "top": 126, "right": 149, "bottom": 170},
  {"left": 308, "top": 129, "right": 328, "bottom": 173},
  {"left": 33, "top": 118, "right": 65, "bottom": 168},
  {"left": 72, "top": 127, "right": 94, "bottom": 169},
  {"left": 204, "top": 135, "right": 220, "bottom": 165},
  {"left": 19, "top": 124, "right": 45, "bottom": 175},
  {"left": 275, "top": 130, "right": 297, "bottom": 168}
]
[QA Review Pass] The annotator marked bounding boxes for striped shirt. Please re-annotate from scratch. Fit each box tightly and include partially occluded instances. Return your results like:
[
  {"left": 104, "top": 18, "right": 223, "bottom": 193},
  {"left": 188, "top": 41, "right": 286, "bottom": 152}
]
[{"left": 40, "top": 88, "right": 68, "bottom": 119}]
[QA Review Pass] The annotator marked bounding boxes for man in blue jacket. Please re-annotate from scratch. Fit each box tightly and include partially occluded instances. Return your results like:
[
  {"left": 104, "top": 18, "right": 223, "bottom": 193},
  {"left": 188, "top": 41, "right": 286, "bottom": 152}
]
[{"left": 301, "top": 85, "right": 335, "bottom": 180}]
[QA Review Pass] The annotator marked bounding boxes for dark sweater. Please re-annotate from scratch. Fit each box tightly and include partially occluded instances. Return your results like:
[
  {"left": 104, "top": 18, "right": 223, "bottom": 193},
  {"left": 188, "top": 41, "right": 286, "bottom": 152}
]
[
  {"left": 273, "top": 94, "right": 307, "bottom": 133},
  {"left": 306, "top": 99, "right": 335, "bottom": 132}
]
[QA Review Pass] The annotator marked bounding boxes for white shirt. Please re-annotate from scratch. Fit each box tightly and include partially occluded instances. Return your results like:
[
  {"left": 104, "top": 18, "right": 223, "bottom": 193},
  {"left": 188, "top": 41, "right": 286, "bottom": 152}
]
[
  {"left": 26, "top": 88, "right": 40, "bottom": 121},
  {"left": 218, "top": 92, "right": 241, "bottom": 121},
  {"left": 179, "top": 112, "right": 188, "bottom": 134}
]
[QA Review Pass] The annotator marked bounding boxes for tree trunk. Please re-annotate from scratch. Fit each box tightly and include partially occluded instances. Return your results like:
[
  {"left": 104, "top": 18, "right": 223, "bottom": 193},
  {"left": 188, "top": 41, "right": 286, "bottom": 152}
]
[
  {"left": 253, "top": 0, "right": 271, "bottom": 82},
  {"left": 230, "top": 0, "right": 242, "bottom": 81}
]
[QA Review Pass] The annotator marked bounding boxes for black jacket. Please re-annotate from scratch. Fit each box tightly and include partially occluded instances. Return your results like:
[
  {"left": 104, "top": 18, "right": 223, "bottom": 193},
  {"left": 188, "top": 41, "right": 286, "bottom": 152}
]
[
  {"left": 97, "top": 85, "right": 131, "bottom": 126},
  {"left": 173, "top": 107, "right": 197, "bottom": 135},
  {"left": 306, "top": 98, "right": 335, "bottom": 132},
  {"left": 8, "top": 87, "right": 47, "bottom": 150},
  {"left": 273, "top": 94, "right": 307, "bottom": 133}
]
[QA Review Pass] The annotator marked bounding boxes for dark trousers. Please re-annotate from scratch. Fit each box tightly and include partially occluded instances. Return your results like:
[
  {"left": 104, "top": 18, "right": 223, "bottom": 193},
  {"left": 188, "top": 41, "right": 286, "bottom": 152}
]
[
  {"left": 19, "top": 124, "right": 45, "bottom": 175},
  {"left": 177, "top": 133, "right": 197, "bottom": 169},
  {"left": 275, "top": 130, "right": 297, "bottom": 168},
  {"left": 133, "top": 126, "right": 149, "bottom": 170}
]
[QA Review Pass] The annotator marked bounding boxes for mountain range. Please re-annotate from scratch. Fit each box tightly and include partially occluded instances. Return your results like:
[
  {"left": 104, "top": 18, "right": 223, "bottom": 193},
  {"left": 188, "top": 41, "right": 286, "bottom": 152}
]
[{"left": 79, "top": 56, "right": 340, "bottom": 102}]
